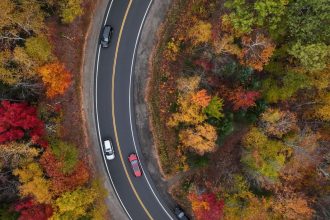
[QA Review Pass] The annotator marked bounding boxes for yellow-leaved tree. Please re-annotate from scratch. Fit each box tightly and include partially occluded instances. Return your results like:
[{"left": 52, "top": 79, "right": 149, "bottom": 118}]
[
  {"left": 188, "top": 20, "right": 212, "bottom": 45},
  {"left": 13, "top": 162, "right": 52, "bottom": 204},
  {"left": 52, "top": 181, "right": 107, "bottom": 220},
  {"left": 314, "top": 92, "right": 330, "bottom": 121},
  {"left": 179, "top": 123, "right": 217, "bottom": 155},
  {"left": 168, "top": 94, "right": 207, "bottom": 127}
]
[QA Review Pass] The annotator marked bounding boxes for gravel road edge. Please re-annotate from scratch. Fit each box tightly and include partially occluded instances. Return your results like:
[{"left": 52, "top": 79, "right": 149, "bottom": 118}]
[{"left": 133, "top": 0, "right": 175, "bottom": 207}]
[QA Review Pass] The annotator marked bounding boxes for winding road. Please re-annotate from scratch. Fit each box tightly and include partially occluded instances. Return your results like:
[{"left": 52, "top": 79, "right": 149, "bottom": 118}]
[{"left": 94, "top": 0, "right": 175, "bottom": 219}]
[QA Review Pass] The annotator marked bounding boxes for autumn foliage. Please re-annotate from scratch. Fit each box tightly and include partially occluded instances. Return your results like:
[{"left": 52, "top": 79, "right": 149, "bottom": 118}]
[
  {"left": 0, "top": 0, "right": 104, "bottom": 218},
  {"left": 192, "top": 90, "right": 212, "bottom": 107},
  {"left": 14, "top": 198, "right": 53, "bottom": 220},
  {"left": 228, "top": 87, "right": 260, "bottom": 110},
  {"left": 240, "top": 34, "right": 275, "bottom": 71},
  {"left": 39, "top": 149, "right": 89, "bottom": 195},
  {"left": 189, "top": 192, "right": 224, "bottom": 220},
  {"left": 0, "top": 101, "right": 45, "bottom": 145},
  {"left": 179, "top": 124, "right": 217, "bottom": 155},
  {"left": 37, "top": 62, "right": 72, "bottom": 98}
]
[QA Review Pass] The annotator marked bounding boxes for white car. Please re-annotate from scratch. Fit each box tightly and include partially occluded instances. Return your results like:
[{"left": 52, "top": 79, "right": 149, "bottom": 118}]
[{"left": 104, "top": 139, "right": 115, "bottom": 160}]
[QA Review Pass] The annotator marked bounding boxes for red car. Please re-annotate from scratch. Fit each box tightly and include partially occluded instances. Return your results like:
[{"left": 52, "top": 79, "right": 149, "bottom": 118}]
[{"left": 128, "top": 153, "right": 142, "bottom": 177}]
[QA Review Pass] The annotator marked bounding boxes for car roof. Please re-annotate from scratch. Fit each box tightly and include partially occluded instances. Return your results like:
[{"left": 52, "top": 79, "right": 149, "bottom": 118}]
[
  {"left": 103, "top": 26, "right": 111, "bottom": 37},
  {"left": 104, "top": 140, "right": 113, "bottom": 151}
]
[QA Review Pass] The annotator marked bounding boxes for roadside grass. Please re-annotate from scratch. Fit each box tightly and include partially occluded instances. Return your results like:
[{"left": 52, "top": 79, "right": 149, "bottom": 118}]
[{"left": 148, "top": 0, "right": 189, "bottom": 176}]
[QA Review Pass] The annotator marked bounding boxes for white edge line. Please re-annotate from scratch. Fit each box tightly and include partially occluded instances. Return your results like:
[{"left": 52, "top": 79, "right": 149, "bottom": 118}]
[
  {"left": 129, "top": 0, "right": 174, "bottom": 219},
  {"left": 104, "top": 0, "right": 112, "bottom": 26},
  {"left": 95, "top": 1, "right": 133, "bottom": 219}
]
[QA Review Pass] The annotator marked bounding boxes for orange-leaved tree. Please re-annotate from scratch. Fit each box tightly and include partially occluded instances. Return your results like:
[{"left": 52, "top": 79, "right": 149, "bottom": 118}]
[
  {"left": 240, "top": 33, "right": 275, "bottom": 71},
  {"left": 192, "top": 89, "right": 212, "bottom": 107},
  {"left": 37, "top": 62, "right": 71, "bottom": 98}
]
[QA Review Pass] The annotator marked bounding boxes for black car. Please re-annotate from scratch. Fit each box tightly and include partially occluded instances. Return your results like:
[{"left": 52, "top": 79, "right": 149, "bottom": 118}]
[
  {"left": 101, "top": 25, "right": 113, "bottom": 48},
  {"left": 174, "top": 207, "right": 189, "bottom": 220}
]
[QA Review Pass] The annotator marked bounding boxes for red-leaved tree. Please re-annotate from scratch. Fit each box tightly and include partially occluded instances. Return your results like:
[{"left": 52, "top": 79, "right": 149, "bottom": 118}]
[
  {"left": 228, "top": 87, "right": 260, "bottom": 111},
  {"left": 14, "top": 198, "right": 53, "bottom": 220},
  {"left": 39, "top": 149, "right": 89, "bottom": 195},
  {"left": 188, "top": 192, "right": 224, "bottom": 220},
  {"left": 0, "top": 101, "right": 45, "bottom": 145}
]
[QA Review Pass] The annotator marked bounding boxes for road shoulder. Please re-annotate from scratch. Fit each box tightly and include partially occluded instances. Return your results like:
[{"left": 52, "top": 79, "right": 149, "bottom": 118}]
[{"left": 133, "top": 0, "right": 175, "bottom": 207}]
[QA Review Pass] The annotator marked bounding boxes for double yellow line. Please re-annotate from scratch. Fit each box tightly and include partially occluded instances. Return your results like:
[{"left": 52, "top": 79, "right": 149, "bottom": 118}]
[{"left": 111, "top": 0, "right": 153, "bottom": 219}]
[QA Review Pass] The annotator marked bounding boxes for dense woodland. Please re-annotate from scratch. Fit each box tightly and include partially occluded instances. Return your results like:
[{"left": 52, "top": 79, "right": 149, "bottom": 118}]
[
  {"left": 0, "top": 0, "right": 107, "bottom": 219},
  {"left": 149, "top": 0, "right": 330, "bottom": 219}
]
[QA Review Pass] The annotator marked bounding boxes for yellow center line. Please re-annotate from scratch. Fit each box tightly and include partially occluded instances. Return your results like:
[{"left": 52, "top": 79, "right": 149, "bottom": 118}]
[{"left": 111, "top": 0, "right": 153, "bottom": 219}]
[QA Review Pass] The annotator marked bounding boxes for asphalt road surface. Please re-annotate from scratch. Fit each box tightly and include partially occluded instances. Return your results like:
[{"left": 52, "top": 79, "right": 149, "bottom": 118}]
[{"left": 94, "top": 0, "right": 176, "bottom": 219}]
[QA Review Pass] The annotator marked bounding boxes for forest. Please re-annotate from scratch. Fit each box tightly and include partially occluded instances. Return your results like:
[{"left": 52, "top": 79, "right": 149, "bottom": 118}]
[
  {"left": 0, "top": 0, "right": 107, "bottom": 219},
  {"left": 149, "top": 0, "right": 330, "bottom": 219}
]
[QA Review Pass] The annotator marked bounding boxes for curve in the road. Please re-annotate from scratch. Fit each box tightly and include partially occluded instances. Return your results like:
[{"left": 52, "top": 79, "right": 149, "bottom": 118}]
[
  {"left": 128, "top": 1, "right": 174, "bottom": 219},
  {"left": 94, "top": 0, "right": 175, "bottom": 219},
  {"left": 110, "top": 0, "right": 153, "bottom": 219}
]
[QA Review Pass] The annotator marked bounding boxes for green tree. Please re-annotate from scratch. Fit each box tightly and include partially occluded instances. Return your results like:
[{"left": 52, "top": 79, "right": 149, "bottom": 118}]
[
  {"left": 224, "top": 175, "right": 274, "bottom": 219},
  {"left": 204, "top": 96, "right": 224, "bottom": 119},
  {"left": 223, "top": 0, "right": 289, "bottom": 34},
  {"left": 0, "top": 204, "right": 19, "bottom": 220},
  {"left": 223, "top": 0, "right": 255, "bottom": 34},
  {"left": 287, "top": 0, "right": 330, "bottom": 44},
  {"left": 59, "top": 0, "right": 84, "bottom": 24},
  {"left": 262, "top": 72, "right": 311, "bottom": 103},
  {"left": 241, "top": 127, "right": 290, "bottom": 180},
  {"left": 50, "top": 139, "right": 78, "bottom": 174},
  {"left": 254, "top": 0, "right": 289, "bottom": 31},
  {"left": 25, "top": 36, "right": 52, "bottom": 64},
  {"left": 289, "top": 42, "right": 329, "bottom": 72}
]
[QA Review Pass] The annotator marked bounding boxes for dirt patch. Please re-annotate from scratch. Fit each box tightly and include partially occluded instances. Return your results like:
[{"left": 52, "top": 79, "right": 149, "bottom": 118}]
[{"left": 46, "top": 1, "right": 93, "bottom": 150}]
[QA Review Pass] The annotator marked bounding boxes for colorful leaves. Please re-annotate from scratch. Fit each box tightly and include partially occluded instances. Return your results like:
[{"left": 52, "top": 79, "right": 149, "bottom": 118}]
[
  {"left": 260, "top": 108, "right": 298, "bottom": 138},
  {"left": 242, "top": 127, "right": 290, "bottom": 180},
  {"left": 204, "top": 96, "right": 224, "bottom": 119},
  {"left": 228, "top": 87, "right": 260, "bottom": 111},
  {"left": 239, "top": 33, "right": 275, "bottom": 71},
  {"left": 179, "top": 124, "right": 218, "bottom": 155},
  {"left": 192, "top": 90, "right": 212, "bottom": 107},
  {"left": 14, "top": 198, "right": 53, "bottom": 220},
  {"left": 0, "top": 101, "right": 45, "bottom": 145},
  {"left": 37, "top": 62, "right": 71, "bottom": 98},
  {"left": 13, "top": 162, "right": 52, "bottom": 204},
  {"left": 188, "top": 21, "right": 212, "bottom": 45},
  {"left": 39, "top": 148, "right": 89, "bottom": 195},
  {"left": 189, "top": 192, "right": 224, "bottom": 220}
]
